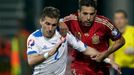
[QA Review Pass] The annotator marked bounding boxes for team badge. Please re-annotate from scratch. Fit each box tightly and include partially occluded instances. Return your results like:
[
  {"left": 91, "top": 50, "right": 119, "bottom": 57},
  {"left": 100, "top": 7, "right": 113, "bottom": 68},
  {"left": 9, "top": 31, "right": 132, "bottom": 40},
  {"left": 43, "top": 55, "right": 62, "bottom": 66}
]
[
  {"left": 75, "top": 32, "right": 82, "bottom": 40},
  {"left": 92, "top": 34, "right": 100, "bottom": 44},
  {"left": 28, "top": 39, "right": 35, "bottom": 47}
]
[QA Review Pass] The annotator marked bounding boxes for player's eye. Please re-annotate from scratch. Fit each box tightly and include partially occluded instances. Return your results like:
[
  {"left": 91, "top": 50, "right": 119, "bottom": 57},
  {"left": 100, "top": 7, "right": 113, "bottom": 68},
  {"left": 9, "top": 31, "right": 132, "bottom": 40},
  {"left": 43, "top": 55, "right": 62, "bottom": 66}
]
[
  {"left": 83, "top": 12, "right": 88, "bottom": 15},
  {"left": 45, "top": 22, "right": 51, "bottom": 26},
  {"left": 52, "top": 23, "right": 57, "bottom": 26},
  {"left": 90, "top": 12, "right": 95, "bottom": 15}
]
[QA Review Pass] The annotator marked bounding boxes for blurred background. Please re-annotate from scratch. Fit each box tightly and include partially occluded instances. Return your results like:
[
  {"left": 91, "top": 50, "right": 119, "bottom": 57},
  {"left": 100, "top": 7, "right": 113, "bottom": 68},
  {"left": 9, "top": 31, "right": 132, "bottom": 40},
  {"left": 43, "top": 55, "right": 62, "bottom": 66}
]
[{"left": 0, "top": 0, "right": 134, "bottom": 75}]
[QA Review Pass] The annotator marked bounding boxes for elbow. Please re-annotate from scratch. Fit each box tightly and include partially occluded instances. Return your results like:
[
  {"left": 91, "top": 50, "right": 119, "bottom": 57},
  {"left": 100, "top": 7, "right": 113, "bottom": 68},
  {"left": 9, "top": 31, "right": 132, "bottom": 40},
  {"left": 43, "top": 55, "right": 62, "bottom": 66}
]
[
  {"left": 115, "top": 36, "right": 125, "bottom": 48},
  {"left": 28, "top": 59, "right": 35, "bottom": 67},
  {"left": 28, "top": 61, "right": 33, "bottom": 67},
  {"left": 120, "top": 36, "right": 125, "bottom": 46}
]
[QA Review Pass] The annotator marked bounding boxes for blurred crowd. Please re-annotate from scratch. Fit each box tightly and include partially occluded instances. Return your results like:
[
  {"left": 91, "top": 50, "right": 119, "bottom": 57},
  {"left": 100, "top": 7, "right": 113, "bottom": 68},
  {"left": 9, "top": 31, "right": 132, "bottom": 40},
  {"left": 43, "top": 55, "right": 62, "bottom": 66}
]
[{"left": 0, "top": 26, "right": 32, "bottom": 75}]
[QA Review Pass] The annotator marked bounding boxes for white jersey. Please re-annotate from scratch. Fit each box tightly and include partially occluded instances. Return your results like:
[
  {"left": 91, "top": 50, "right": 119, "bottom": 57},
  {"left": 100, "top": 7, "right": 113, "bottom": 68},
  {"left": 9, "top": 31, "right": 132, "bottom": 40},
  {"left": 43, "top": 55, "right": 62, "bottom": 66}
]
[{"left": 27, "top": 29, "right": 87, "bottom": 75}]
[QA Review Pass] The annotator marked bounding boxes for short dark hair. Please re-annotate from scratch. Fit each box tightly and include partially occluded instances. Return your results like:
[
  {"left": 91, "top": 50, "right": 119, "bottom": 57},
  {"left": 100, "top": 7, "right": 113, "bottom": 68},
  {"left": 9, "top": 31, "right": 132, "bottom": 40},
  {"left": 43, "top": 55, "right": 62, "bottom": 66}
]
[
  {"left": 79, "top": 0, "right": 97, "bottom": 10},
  {"left": 114, "top": 9, "right": 128, "bottom": 18},
  {"left": 40, "top": 6, "right": 60, "bottom": 21}
]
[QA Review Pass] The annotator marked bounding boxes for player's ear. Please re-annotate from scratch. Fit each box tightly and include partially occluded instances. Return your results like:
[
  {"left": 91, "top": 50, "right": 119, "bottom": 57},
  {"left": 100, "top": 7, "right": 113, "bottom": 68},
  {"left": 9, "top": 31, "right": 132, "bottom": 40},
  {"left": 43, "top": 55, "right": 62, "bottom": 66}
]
[
  {"left": 95, "top": 10, "right": 97, "bottom": 14},
  {"left": 126, "top": 18, "right": 128, "bottom": 23},
  {"left": 78, "top": 9, "right": 80, "bottom": 16},
  {"left": 39, "top": 18, "right": 44, "bottom": 26}
]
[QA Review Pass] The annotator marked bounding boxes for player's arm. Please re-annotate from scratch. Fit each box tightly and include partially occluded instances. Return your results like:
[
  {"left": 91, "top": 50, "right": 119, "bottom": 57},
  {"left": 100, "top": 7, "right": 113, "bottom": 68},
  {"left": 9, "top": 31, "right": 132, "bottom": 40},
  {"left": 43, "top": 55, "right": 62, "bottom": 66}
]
[
  {"left": 103, "top": 54, "right": 122, "bottom": 74},
  {"left": 94, "top": 36, "right": 125, "bottom": 62},
  {"left": 66, "top": 32, "right": 99, "bottom": 57},
  {"left": 104, "top": 36, "right": 125, "bottom": 59},
  {"left": 83, "top": 46, "right": 99, "bottom": 57},
  {"left": 27, "top": 43, "right": 62, "bottom": 66},
  {"left": 59, "top": 20, "right": 99, "bottom": 58},
  {"left": 92, "top": 20, "right": 125, "bottom": 62},
  {"left": 27, "top": 36, "right": 64, "bottom": 67},
  {"left": 59, "top": 18, "right": 98, "bottom": 56},
  {"left": 58, "top": 24, "right": 112, "bottom": 61}
]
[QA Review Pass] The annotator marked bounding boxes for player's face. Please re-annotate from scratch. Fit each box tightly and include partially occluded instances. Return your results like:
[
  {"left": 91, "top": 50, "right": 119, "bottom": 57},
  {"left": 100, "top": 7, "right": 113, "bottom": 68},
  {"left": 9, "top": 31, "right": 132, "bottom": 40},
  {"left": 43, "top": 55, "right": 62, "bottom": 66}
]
[
  {"left": 78, "top": 6, "right": 96, "bottom": 26},
  {"left": 114, "top": 13, "right": 127, "bottom": 30},
  {"left": 40, "top": 16, "right": 58, "bottom": 38}
]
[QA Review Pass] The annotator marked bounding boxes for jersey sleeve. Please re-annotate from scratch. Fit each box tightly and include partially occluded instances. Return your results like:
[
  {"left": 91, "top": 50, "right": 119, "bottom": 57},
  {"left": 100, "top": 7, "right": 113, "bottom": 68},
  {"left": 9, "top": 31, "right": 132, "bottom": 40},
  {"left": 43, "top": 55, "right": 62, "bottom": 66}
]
[
  {"left": 27, "top": 35, "right": 40, "bottom": 55},
  {"left": 104, "top": 18, "right": 122, "bottom": 41},
  {"left": 66, "top": 31, "right": 87, "bottom": 52}
]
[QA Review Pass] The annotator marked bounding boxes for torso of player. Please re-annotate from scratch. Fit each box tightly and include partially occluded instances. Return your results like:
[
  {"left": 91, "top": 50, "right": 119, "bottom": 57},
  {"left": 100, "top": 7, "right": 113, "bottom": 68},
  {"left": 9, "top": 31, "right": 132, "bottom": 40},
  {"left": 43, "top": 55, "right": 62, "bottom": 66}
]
[
  {"left": 66, "top": 15, "right": 110, "bottom": 52},
  {"left": 64, "top": 15, "right": 114, "bottom": 64},
  {"left": 30, "top": 29, "right": 68, "bottom": 75}
]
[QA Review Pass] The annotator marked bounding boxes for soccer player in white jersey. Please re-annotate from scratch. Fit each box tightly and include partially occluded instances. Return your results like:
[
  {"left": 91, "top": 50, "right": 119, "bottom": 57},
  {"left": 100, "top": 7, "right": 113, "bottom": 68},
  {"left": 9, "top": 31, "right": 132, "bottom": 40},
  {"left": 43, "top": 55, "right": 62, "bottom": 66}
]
[{"left": 27, "top": 6, "right": 102, "bottom": 75}]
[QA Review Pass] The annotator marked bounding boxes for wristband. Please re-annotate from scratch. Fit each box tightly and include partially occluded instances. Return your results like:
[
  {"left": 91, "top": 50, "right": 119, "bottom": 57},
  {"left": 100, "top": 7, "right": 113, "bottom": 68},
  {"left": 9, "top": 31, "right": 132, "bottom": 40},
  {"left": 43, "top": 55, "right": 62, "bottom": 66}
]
[
  {"left": 43, "top": 52, "right": 49, "bottom": 59},
  {"left": 104, "top": 58, "right": 111, "bottom": 64}
]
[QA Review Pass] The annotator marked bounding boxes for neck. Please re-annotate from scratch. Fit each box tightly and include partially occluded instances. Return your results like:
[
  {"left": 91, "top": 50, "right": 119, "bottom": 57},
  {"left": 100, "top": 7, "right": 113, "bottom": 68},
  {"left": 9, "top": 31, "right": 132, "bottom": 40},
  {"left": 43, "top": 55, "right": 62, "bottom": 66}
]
[{"left": 118, "top": 26, "right": 126, "bottom": 34}]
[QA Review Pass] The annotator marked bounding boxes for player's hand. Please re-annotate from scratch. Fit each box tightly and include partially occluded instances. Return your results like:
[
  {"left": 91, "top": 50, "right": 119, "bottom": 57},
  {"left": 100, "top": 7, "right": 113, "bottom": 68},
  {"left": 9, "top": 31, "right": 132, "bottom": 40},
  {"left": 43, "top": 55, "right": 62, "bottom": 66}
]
[
  {"left": 89, "top": 50, "right": 100, "bottom": 59},
  {"left": 54, "top": 37, "right": 66, "bottom": 49},
  {"left": 91, "top": 51, "right": 107, "bottom": 62},
  {"left": 63, "top": 14, "right": 77, "bottom": 21},
  {"left": 60, "top": 37, "right": 66, "bottom": 43},
  {"left": 43, "top": 38, "right": 66, "bottom": 57},
  {"left": 53, "top": 37, "right": 66, "bottom": 50},
  {"left": 111, "top": 62, "right": 122, "bottom": 75},
  {"left": 59, "top": 22, "right": 68, "bottom": 37}
]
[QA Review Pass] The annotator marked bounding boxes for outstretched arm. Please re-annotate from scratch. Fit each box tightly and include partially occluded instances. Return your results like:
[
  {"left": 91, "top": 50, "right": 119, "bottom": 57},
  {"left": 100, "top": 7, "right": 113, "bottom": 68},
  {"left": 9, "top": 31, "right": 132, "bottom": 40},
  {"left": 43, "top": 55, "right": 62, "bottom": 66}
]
[
  {"left": 92, "top": 36, "right": 125, "bottom": 62},
  {"left": 27, "top": 38, "right": 65, "bottom": 67}
]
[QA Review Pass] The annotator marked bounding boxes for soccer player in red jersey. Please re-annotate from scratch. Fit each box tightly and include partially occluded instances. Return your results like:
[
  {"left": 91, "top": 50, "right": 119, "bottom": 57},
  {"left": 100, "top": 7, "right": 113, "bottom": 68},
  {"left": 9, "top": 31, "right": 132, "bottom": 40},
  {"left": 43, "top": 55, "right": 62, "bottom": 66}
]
[{"left": 60, "top": 0, "right": 125, "bottom": 75}]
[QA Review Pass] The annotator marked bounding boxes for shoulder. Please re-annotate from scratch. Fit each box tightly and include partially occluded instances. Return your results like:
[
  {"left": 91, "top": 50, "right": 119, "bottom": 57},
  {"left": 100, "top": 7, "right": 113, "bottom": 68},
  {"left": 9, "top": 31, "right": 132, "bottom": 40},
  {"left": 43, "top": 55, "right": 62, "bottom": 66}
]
[
  {"left": 95, "top": 15, "right": 115, "bottom": 30},
  {"left": 32, "top": 29, "right": 42, "bottom": 37},
  {"left": 127, "top": 25, "right": 134, "bottom": 29},
  {"left": 27, "top": 29, "right": 42, "bottom": 40},
  {"left": 62, "top": 12, "right": 78, "bottom": 22},
  {"left": 95, "top": 15, "right": 113, "bottom": 24}
]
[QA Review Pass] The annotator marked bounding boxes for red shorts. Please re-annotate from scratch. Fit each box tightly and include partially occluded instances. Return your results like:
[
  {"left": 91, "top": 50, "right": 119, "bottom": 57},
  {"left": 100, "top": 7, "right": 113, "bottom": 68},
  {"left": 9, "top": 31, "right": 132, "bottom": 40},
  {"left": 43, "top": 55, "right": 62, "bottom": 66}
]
[{"left": 71, "top": 61, "right": 110, "bottom": 75}]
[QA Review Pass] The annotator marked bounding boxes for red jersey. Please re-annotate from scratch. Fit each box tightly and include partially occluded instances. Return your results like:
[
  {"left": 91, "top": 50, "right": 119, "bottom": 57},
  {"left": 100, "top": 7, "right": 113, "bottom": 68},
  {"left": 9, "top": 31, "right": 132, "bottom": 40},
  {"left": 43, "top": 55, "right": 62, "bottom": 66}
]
[{"left": 63, "top": 13, "right": 121, "bottom": 75}]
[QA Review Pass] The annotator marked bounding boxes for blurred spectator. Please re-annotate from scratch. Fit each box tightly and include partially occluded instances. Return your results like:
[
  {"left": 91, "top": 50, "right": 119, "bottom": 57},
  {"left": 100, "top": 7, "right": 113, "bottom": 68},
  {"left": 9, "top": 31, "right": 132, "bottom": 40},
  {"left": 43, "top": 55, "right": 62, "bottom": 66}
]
[
  {"left": 0, "top": 36, "right": 11, "bottom": 75},
  {"left": 10, "top": 18, "right": 32, "bottom": 75},
  {"left": 113, "top": 10, "right": 134, "bottom": 75}
]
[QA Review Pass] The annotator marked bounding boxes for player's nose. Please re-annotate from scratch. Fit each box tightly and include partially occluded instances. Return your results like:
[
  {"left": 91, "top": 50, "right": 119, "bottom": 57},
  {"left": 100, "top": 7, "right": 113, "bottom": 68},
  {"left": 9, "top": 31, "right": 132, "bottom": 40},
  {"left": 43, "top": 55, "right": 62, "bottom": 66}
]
[
  {"left": 48, "top": 25, "right": 52, "bottom": 31},
  {"left": 87, "top": 15, "right": 91, "bottom": 21}
]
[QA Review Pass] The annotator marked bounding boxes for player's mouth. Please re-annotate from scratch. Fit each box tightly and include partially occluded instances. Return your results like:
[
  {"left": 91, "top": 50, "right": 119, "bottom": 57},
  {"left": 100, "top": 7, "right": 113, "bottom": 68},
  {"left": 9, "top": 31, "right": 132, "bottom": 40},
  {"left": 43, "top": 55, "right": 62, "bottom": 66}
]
[
  {"left": 48, "top": 31, "right": 54, "bottom": 35},
  {"left": 83, "top": 21, "right": 92, "bottom": 26},
  {"left": 45, "top": 31, "right": 54, "bottom": 38}
]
